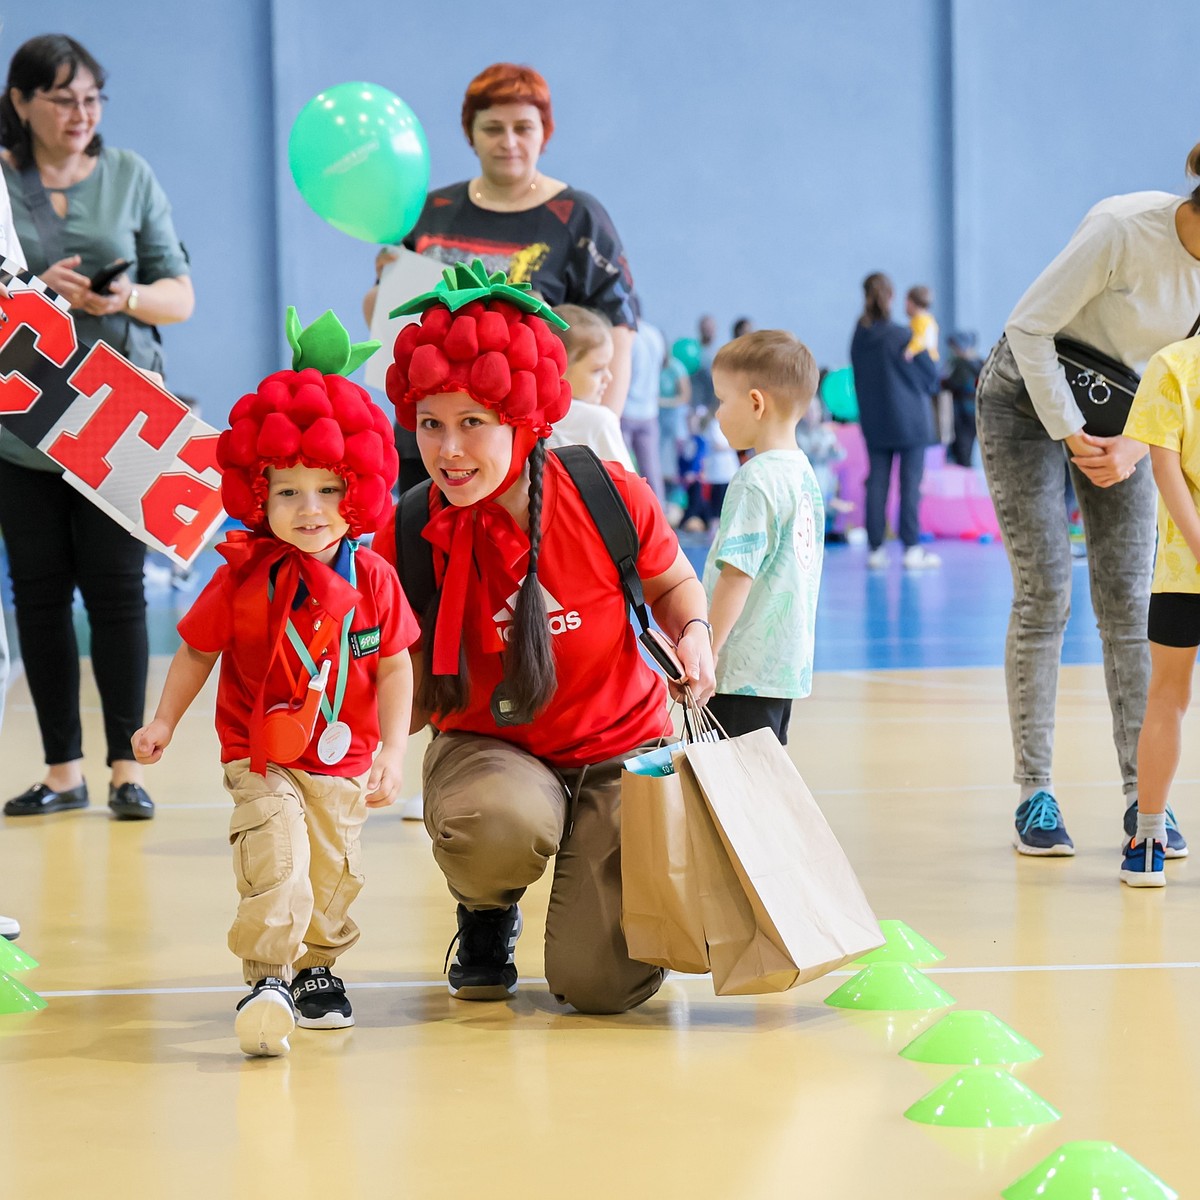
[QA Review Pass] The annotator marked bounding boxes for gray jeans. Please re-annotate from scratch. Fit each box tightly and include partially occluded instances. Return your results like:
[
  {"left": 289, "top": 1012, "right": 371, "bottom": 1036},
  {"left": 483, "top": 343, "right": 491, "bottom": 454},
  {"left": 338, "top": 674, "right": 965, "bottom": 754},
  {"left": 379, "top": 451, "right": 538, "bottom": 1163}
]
[{"left": 975, "top": 339, "right": 1155, "bottom": 798}]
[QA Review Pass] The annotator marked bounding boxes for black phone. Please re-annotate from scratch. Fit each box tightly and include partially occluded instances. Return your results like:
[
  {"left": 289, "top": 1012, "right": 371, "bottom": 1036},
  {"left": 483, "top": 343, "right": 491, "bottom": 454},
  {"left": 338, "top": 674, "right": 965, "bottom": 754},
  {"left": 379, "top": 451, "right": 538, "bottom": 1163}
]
[
  {"left": 89, "top": 258, "right": 132, "bottom": 295},
  {"left": 639, "top": 627, "right": 688, "bottom": 684}
]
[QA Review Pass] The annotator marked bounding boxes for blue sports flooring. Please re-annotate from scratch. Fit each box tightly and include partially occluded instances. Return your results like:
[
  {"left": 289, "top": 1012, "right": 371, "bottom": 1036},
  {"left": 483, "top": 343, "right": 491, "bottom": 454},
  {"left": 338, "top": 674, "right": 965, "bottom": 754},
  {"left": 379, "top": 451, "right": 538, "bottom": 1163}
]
[{"left": 1, "top": 533, "right": 1104, "bottom": 673}]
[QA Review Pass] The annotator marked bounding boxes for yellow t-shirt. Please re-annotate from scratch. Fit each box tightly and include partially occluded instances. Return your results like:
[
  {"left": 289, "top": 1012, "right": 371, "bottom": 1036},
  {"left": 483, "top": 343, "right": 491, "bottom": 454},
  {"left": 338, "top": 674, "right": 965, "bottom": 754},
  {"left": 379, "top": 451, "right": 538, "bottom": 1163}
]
[
  {"left": 907, "top": 310, "right": 940, "bottom": 361},
  {"left": 1124, "top": 337, "right": 1200, "bottom": 593}
]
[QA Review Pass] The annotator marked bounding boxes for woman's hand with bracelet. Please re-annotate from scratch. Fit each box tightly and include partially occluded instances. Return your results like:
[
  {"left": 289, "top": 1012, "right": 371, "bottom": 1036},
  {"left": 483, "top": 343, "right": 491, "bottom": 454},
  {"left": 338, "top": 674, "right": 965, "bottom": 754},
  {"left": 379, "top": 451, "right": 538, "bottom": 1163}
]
[{"left": 674, "top": 617, "right": 716, "bottom": 705}]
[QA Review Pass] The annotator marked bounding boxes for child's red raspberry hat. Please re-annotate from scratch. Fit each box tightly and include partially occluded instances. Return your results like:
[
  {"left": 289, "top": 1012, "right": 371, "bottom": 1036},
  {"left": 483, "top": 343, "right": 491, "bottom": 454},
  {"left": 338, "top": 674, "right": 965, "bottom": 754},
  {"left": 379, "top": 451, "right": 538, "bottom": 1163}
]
[{"left": 217, "top": 309, "right": 398, "bottom": 536}]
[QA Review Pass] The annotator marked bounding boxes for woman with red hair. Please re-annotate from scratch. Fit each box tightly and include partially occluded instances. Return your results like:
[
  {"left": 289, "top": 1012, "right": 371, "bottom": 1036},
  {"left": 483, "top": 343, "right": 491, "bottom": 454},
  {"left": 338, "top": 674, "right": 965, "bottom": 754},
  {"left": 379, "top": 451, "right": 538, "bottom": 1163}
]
[{"left": 366, "top": 63, "right": 638, "bottom": 490}]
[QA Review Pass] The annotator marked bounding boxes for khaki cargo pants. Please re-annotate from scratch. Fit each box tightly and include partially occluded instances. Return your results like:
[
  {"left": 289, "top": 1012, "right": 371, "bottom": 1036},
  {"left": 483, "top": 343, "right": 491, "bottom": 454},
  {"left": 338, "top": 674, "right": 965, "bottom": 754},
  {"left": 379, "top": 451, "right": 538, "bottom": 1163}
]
[
  {"left": 223, "top": 759, "right": 367, "bottom": 985},
  {"left": 423, "top": 732, "right": 665, "bottom": 1015}
]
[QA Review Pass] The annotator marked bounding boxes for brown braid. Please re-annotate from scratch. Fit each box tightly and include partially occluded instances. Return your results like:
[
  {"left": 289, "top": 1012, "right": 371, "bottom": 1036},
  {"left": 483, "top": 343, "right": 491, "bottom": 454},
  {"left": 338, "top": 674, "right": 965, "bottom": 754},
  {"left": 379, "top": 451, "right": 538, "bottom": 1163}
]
[{"left": 501, "top": 438, "right": 557, "bottom": 722}]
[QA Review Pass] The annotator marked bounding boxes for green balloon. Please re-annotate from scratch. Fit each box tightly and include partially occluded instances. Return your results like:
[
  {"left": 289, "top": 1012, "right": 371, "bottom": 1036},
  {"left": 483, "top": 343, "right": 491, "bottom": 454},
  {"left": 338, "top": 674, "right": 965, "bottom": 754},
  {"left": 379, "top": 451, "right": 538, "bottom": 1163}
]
[
  {"left": 820, "top": 366, "right": 858, "bottom": 421},
  {"left": 671, "top": 337, "right": 702, "bottom": 375},
  {"left": 288, "top": 82, "right": 430, "bottom": 245}
]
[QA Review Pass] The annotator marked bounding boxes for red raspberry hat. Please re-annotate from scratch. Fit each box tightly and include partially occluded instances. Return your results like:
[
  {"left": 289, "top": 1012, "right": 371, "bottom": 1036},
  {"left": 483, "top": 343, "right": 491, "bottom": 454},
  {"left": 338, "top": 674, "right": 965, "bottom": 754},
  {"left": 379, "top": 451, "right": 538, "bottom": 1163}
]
[
  {"left": 218, "top": 308, "right": 399, "bottom": 536},
  {"left": 385, "top": 259, "right": 571, "bottom": 435}
]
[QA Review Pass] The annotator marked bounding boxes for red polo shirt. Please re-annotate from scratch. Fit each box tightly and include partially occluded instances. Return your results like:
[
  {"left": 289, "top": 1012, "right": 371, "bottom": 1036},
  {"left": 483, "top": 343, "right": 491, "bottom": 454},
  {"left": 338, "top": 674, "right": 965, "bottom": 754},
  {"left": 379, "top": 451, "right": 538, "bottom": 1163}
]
[
  {"left": 376, "top": 457, "right": 678, "bottom": 768},
  {"left": 179, "top": 539, "right": 419, "bottom": 776}
]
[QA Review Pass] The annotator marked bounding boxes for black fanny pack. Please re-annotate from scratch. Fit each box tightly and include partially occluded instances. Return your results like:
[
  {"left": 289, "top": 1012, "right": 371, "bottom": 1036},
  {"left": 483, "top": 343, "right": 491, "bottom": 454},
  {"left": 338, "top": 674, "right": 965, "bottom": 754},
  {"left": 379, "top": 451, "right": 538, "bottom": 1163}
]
[{"left": 1053, "top": 337, "right": 1141, "bottom": 438}]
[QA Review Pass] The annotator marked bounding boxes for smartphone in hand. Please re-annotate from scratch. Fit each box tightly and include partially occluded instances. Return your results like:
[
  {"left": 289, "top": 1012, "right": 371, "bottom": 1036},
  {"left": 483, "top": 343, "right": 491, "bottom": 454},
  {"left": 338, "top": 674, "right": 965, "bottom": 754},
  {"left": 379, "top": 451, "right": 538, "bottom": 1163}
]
[{"left": 89, "top": 258, "right": 132, "bottom": 295}]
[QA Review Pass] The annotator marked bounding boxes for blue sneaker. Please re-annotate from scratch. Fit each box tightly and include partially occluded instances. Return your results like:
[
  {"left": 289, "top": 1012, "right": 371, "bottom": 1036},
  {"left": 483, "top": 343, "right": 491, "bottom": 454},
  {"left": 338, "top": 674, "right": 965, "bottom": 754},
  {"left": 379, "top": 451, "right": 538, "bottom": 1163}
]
[
  {"left": 1124, "top": 803, "right": 1188, "bottom": 859},
  {"left": 1120, "top": 838, "right": 1165, "bottom": 887},
  {"left": 1014, "top": 791, "right": 1074, "bottom": 856}
]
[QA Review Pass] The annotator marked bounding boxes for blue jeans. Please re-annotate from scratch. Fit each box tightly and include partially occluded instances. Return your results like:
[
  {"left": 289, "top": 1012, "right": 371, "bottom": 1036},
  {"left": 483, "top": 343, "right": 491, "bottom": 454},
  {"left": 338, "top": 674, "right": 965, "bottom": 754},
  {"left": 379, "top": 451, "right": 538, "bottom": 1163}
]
[{"left": 976, "top": 339, "right": 1155, "bottom": 797}]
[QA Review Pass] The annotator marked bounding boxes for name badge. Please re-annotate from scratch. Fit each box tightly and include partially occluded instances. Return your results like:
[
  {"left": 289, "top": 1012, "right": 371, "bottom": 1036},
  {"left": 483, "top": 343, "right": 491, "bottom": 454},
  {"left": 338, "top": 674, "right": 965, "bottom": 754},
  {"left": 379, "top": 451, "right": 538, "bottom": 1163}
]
[{"left": 349, "top": 626, "right": 381, "bottom": 658}]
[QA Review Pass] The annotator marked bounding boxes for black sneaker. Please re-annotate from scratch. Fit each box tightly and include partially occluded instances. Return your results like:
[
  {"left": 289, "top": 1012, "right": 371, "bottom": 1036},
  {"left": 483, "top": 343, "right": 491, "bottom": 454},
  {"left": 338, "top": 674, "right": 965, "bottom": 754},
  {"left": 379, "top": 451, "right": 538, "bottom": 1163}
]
[
  {"left": 234, "top": 977, "right": 296, "bottom": 1057},
  {"left": 1124, "top": 802, "right": 1187, "bottom": 859},
  {"left": 290, "top": 966, "right": 354, "bottom": 1029},
  {"left": 444, "top": 904, "right": 523, "bottom": 1001}
]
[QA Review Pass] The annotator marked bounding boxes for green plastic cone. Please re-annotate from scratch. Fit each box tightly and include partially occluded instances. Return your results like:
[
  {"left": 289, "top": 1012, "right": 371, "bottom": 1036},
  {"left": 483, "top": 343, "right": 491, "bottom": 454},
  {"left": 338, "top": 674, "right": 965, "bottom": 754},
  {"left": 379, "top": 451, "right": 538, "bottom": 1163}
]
[
  {"left": 0, "top": 939, "right": 39, "bottom": 972},
  {"left": 824, "top": 962, "right": 955, "bottom": 1011},
  {"left": 899, "top": 1010, "right": 1042, "bottom": 1065},
  {"left": 0, "top": 970, "right": 47, "bottom": 1014},
  {"left": 853, "top": 919, "right": 945, "bottom": 965},
  {"left": 1002, "top": 1141, "right": 1177, "bottom": 1199},
  {"left": 903, "top": 1066, "right": 1059, "bottom": 1128}
]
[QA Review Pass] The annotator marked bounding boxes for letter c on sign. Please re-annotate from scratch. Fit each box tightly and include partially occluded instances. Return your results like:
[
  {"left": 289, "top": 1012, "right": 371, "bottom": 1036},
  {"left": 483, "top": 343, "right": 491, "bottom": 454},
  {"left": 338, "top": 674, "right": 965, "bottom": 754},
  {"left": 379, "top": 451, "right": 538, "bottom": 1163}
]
[{"left": 0, "top": 290, "right": 78, "bottom": 414}]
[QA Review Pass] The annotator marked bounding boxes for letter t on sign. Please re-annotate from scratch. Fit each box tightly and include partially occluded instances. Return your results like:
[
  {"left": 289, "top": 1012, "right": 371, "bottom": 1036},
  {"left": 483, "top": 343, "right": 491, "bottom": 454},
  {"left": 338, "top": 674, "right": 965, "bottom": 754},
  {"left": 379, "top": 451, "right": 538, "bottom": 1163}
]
[{"left": 48, "top": 343, "right": 186, "bottom": 488}]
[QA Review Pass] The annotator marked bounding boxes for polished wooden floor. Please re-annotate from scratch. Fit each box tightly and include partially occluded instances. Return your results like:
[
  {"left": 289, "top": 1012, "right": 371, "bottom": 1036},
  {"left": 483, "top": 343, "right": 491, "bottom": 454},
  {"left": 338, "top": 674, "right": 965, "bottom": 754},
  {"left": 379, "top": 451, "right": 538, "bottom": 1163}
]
[{"left": 2, "top": 652, "right": 1198, "bottom": 1197}]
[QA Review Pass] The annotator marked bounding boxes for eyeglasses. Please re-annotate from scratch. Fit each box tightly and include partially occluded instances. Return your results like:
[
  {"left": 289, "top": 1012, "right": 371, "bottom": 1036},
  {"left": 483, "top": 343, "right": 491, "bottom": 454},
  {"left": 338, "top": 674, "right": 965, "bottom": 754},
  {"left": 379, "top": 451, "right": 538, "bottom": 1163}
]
[{"left": 33, "top": 93, "right": 107, "bottom": 116}]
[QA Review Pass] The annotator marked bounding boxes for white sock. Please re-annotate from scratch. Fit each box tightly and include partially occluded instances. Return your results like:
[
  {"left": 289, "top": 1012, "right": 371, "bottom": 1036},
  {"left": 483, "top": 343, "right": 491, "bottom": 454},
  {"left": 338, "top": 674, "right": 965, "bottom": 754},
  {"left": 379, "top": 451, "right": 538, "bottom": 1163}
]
[
  {"left": 1136, "top": 810, "right": 1167, "bottom": 846},
  {"left": 1020, "top": 784, "right": 1051, "bottom": 805}
]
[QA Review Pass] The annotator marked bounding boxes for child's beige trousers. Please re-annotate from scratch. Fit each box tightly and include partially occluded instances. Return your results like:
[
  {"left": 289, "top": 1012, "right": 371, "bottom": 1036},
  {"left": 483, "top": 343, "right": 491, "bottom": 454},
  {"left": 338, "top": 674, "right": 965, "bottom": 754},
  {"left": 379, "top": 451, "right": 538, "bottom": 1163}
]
[{"left": 222, "top": 759, "right": 367, "bottom": 984}]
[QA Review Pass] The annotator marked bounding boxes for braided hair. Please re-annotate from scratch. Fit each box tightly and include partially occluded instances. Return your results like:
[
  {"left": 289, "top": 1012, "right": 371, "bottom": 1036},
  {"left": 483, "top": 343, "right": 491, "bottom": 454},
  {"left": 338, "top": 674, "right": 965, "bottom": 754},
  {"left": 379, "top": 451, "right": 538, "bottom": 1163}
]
[{"left": 501, "top": 437, "right": 556, "bottom": 722}]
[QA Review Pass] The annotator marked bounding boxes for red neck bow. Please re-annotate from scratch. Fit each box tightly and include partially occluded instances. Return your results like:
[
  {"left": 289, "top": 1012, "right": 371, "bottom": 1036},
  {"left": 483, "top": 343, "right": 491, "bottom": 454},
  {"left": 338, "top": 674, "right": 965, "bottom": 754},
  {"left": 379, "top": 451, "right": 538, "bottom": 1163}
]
[
  {"left": 218, "top": 531, "right": 360, "bottom": 774},
  {"left": 422, "top": 426, "right": 539, "bottom": 677}
]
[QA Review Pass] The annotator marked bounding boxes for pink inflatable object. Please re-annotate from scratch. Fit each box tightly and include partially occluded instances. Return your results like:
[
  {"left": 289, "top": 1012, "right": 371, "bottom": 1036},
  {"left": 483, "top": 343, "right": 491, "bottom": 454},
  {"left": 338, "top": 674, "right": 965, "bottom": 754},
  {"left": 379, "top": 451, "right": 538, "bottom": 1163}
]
[{"left": 831, "top": 424, "right": 1001, "bottom": 540}]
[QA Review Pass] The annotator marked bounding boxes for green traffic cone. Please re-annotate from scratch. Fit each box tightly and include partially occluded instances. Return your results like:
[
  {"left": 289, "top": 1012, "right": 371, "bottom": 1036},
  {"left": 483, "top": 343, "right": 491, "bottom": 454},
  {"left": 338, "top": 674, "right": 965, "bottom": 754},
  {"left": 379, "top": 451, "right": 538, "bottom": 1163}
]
[
  {"left": 0, "top": 969, "right": 47, "bottom": 1013},
  {"left": 853, "top": 920, "right": 945, "bottom": 965},
  {"left": 0, "top": 939, "right": 39, "bottom": 972},
  {"left": 1002, "top": 1141, "right": 1177, "bottom": 1199},
  {"left": 824, "top": 962, "right": 955, "bottom": 1011},
  {"left": 903, "top": 1065, "right": 1059, "bottom": 1128},
  {"left": 899, "top": 1010, "right": 1042, "bottom": 1065}
]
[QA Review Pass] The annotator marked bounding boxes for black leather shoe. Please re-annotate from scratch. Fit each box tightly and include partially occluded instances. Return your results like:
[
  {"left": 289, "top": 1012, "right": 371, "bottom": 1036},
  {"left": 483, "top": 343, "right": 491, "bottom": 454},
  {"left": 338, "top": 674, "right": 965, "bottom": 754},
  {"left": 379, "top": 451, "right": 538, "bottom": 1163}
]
[
  {"left": 108, "top": 782, "right": 154, "bottom": 821},
  {"left": 4, "top": 781, "right": 90, "bottom": 817}
]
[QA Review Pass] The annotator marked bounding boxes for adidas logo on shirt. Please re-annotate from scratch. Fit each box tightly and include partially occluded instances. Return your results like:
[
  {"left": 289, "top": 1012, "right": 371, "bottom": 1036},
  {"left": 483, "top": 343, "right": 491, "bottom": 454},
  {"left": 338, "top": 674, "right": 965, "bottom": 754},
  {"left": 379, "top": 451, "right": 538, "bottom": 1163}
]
[{"left": 492, "top": 579, "right": 582, "bottom": 642}]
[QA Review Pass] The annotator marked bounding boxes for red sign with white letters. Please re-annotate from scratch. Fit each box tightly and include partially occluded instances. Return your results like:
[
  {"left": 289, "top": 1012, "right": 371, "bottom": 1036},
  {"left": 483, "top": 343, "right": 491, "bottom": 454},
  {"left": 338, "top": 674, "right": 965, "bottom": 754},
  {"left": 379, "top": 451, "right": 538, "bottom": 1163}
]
[{"left": 0, "top": 257, "right": 224, "bottom": 567}]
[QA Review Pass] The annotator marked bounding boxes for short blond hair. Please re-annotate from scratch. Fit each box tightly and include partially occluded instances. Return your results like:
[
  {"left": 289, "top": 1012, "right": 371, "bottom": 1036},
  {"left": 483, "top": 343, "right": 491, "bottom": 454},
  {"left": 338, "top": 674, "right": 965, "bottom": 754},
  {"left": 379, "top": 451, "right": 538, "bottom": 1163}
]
[
  {"left": 552, "top": 305, "right": 612, "bottom": 365},
  {"left": 712, "top": 330, "right": 818, "bottom": 415}
]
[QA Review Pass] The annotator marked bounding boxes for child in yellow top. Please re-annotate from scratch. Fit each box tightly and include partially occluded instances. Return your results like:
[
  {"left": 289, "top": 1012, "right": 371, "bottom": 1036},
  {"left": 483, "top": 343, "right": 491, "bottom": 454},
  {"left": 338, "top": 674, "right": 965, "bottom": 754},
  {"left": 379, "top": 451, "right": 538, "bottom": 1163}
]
[
  {"left": 905, "top": 285, "right": 939, "bottom": 362},
  {"left": 1120, "top": 336, "right": 1200, "bottom": 886}
]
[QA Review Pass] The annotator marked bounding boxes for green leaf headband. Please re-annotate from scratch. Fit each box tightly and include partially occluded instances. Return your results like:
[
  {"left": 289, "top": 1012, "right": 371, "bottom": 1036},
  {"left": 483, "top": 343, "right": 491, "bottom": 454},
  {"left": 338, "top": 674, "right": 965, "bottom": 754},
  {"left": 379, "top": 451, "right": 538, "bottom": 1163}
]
[{"left": 388, "top": 258, "right": 569, "bottom": 329}]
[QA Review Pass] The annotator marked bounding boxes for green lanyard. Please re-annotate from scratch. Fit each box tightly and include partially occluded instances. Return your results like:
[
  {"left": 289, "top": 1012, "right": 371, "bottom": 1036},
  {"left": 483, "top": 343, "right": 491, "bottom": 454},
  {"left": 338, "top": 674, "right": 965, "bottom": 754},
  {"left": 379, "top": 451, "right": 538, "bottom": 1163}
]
[{"left": 272, "top": 542, "right": 357, "bottom": 727}]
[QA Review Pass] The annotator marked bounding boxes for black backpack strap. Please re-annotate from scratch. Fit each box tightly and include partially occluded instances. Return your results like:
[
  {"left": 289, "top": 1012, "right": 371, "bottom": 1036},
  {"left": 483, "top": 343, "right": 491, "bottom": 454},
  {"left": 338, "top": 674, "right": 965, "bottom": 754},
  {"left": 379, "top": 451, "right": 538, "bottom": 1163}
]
[
  {"left": 390, "top": 446, "right": 651, "bottom": 636},
  {"left": 394, "top": 480, "right": 435, "bottom": 616},
  {"left": 551, "top": 445, "right": 650, "bottom": 634}
]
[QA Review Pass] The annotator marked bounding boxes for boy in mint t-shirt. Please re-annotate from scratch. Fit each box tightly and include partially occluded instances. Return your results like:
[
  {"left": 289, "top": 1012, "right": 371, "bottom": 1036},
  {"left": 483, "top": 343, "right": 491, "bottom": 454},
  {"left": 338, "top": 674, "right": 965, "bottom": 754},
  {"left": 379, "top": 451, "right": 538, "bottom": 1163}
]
[{"left": 702, "top": 331, "right": 824, "bottom": 743}]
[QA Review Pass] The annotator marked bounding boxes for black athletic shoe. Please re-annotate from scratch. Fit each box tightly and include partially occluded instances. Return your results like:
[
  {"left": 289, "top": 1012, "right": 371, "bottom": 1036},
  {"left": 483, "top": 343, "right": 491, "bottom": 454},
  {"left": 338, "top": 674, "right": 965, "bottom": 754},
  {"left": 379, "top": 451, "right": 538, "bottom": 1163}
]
[
  {"left": 234, "top": 977, "right": 295, "bottom": 1057},
  {"left": 444, "top": 904, "right": 523, "bottom": 1001},
  {"left": 290, "top": 966, "right": 354, "bottom": 1029}
]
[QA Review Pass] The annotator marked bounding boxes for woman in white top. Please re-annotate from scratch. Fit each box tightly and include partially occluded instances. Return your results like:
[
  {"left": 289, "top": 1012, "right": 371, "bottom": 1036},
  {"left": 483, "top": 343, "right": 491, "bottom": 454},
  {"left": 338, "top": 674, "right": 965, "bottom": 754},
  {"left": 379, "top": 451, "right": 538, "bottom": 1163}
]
[{"left": 976, "top": 140, "right": 1200, "bottom": 859}]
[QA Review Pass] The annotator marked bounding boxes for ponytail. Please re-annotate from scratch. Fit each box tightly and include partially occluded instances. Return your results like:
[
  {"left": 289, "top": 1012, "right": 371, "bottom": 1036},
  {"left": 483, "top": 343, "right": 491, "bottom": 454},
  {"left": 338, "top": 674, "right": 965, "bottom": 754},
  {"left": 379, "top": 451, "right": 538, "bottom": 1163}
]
[
  {"left": 860, "top": 272, "right": 894, "bottom": 327},
  {"left": 1187, "top": 141, "right": 1200, "bottom": 211},
  {"left": 500, "top": 438, "right": 557, "bottom": 723}
]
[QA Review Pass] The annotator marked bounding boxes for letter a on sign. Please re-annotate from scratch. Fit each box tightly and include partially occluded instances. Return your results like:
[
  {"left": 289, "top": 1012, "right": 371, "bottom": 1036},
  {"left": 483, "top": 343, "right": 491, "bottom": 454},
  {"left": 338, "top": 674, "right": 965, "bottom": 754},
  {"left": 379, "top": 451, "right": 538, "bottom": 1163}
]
[{"left": 0, "top": 256, "right": 226, "bottom": 567}]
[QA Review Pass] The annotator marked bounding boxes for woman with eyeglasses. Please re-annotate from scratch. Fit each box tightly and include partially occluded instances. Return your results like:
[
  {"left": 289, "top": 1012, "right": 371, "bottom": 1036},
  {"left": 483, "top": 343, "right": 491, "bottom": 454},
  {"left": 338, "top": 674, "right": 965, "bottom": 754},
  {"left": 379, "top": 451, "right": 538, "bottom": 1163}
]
[{"left": 0, "top": 34, "right": 193, "bottom": 822}]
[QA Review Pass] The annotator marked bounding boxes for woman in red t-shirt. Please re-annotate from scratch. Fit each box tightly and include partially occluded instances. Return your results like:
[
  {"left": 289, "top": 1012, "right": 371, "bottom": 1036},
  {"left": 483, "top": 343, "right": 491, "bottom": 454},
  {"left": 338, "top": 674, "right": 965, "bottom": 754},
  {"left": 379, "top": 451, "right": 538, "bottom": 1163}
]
[{"left": 379, "top": 261, "right": 715, "bottom": 1014}]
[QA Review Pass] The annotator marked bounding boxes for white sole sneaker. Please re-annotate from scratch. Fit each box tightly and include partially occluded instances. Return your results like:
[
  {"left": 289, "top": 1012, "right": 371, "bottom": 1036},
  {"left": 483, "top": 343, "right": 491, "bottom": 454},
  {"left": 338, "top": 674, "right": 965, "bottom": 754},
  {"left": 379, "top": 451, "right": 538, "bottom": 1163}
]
[
  {"left": 0, "top": 915, "right": 20, "bottom": 940},
  {"left": 1120, "top": 869, "right": 1165, "bottom": 887},
  {"left": 1012, "top": 836, "right": 1075, "bottom": 857},
  {"left": 399, "top": 793, "right": 424, "bottom": 821},
  {"left": 235, "top": 989, "right": 295, "bottom": 1057},
  {"left": 296, "top": 1010, "right": 354, "bottom": 1030}
]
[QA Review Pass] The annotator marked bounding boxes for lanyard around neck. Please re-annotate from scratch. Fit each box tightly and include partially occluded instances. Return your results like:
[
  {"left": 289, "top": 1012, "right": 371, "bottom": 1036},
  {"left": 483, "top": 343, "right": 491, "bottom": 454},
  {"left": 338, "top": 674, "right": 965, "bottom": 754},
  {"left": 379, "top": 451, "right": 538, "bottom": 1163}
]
[{"left": 270, "top": 542, "right": 358, "bottom": 726}]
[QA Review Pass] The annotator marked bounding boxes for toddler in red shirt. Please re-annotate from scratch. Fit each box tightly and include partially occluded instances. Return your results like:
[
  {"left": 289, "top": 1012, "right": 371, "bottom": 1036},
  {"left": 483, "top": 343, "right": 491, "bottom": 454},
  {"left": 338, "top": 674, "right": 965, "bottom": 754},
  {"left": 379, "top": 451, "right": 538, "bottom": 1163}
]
[{"left": 133, "top": 310, "right": 418, "bottom": 1057}]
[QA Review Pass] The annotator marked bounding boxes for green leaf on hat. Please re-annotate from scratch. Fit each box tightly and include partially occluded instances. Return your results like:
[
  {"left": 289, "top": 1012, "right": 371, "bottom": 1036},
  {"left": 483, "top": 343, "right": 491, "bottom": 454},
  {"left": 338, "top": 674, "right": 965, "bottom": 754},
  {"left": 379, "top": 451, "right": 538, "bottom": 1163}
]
[
  {"left": 285, "top": 306, "right": 381, "bottom": 377},
  {"left": 388, "top": 257, "right": 570, "bottom": 330}
]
